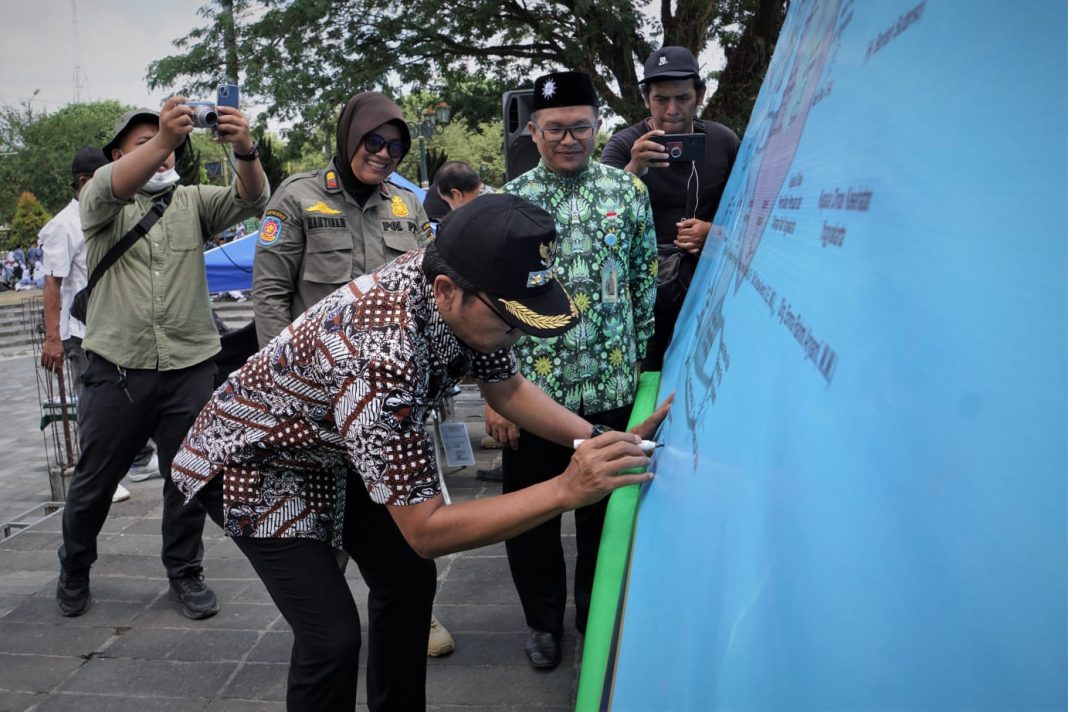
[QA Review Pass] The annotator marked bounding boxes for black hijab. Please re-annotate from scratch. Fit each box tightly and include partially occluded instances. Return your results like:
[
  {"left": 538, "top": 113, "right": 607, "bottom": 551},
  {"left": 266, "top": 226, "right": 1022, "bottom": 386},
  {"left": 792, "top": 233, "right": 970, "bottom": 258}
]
[{"left": 335, "top": 92, "right": 411, "bottom": 200}]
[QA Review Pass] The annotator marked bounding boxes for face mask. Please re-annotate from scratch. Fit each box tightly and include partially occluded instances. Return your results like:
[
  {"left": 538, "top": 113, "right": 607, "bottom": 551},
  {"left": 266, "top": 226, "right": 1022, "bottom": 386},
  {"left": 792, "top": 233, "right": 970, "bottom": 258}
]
[{"left": 143, "top": 167, "right": 180, "bottom": 194}]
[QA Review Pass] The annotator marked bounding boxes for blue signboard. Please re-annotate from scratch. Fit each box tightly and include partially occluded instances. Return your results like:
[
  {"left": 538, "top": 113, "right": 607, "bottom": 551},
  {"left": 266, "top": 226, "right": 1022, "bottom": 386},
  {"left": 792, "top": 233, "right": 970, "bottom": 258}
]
[{"left": 610, "top": 1, "right": 1067, "bottom": 709}]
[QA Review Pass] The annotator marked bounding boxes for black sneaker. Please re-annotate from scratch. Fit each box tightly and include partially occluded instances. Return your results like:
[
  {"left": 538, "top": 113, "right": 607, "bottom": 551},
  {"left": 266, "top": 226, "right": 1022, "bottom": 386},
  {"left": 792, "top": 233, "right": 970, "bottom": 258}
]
[
  {"left": 56, "top": 568, "right": 91, "bottom": 617},
  {"left": 169, "top": 574, "right": 219, "bottom": 619}
]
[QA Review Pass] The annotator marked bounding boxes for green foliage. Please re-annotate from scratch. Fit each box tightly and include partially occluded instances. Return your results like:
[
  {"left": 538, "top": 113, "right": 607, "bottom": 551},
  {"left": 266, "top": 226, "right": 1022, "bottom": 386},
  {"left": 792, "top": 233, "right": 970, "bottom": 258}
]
[
  {"left": 146, "top": 0, "right": 779, "bottom": 141},
  {"left": 6, "top": 192, "right": 51, "bottom": 251},
  {"left": 396, "top": 120, "right": 507, "bottom": 188},
  {"left": 0, "top": 100, "right": 130, "bottom": 222},
  {"left": 253, "top": 126, "right": 290, "bottom": 192}
]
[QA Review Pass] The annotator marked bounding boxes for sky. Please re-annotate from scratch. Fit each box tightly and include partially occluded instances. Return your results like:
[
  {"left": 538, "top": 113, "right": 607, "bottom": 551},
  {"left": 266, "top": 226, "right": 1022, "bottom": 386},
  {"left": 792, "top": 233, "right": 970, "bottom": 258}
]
[
  {"left": 0, "top": 0, "right": 208, "bottom": 113},
  {"left": 1, "top": 0, "right": 726, "bottom": 130}
]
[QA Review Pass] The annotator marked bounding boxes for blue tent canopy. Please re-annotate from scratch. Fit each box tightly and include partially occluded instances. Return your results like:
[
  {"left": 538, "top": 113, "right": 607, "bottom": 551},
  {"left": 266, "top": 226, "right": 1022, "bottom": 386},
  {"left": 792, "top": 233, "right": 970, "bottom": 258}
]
[{"left": 204, "top": 172, "right": 425, "bottom": 293}]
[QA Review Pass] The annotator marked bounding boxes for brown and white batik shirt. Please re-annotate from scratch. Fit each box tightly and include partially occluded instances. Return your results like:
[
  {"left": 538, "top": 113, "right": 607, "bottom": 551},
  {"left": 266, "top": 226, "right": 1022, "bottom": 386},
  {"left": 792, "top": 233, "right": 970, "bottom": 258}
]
[{"left": 171, "top": 249, "right": 516, "bottom": 548}]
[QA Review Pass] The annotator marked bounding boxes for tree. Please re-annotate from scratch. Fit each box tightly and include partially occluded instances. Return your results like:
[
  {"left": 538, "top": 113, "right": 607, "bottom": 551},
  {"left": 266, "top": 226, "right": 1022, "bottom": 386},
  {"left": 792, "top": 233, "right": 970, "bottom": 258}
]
[
  {"left": 705, "top": 0, "right": 788, "bottom": 134},
  {"left": 147, "top": 0, "right": 787, "bottom": 148},
  {"left": 253, "top": 126, "right": 290, "bottom": 192},
  {"left": 0, "top": 100, "right": 129, "bottom": 222},
  {"left": 6, "top": 192, "right": 51, "bottom": 252}
]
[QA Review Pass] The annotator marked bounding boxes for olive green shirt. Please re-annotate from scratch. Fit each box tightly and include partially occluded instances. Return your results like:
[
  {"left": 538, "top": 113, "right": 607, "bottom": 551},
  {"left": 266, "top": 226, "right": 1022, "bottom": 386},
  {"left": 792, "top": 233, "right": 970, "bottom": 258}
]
[
  {"left": 79, "top": 162, "right": 270, "bottom": 370},
  {"left": 252, "top": 158, "right": 433, "bottom": 346}
]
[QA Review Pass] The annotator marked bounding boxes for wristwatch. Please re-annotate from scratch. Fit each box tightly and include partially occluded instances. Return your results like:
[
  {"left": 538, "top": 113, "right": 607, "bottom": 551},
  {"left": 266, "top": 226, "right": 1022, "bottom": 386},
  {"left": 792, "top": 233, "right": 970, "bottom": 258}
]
[
  {"left": 233, "top": 141, "right": 259, "bottom": 161},
  {"left": 590, "top": 424, "right": 614, "bottom": 438}
]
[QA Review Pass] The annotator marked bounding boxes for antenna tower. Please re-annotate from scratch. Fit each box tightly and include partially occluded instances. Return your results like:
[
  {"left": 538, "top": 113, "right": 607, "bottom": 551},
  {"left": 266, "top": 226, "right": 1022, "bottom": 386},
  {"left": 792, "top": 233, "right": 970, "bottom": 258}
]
[{"left": 71, "top": 0, "right": 89, "bottom": 102}]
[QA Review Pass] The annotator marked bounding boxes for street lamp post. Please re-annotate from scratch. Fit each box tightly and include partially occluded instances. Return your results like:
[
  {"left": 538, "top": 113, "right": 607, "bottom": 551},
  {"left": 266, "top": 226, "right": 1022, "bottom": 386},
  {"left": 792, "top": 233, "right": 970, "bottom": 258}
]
[{"left": 407, "top": 100, "right": 453, "bottom": 188}]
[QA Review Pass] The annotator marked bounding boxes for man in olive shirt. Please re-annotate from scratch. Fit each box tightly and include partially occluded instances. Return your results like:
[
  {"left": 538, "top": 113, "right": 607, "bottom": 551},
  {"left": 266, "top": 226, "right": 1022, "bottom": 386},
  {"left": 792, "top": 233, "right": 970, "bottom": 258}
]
[
  {"left": 56, "top": 98, "right": 269, "bottom": 619},
  {"left": 253, "top": 92, "right": 432, "bottom": 346}
]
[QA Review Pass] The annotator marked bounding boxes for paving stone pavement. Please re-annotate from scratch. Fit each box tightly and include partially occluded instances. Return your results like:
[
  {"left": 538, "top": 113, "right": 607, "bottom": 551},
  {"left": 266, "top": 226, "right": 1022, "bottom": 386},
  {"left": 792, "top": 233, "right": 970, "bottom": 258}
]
[{"left": 0, "top": 353, "right": 584, "bottom": 711}]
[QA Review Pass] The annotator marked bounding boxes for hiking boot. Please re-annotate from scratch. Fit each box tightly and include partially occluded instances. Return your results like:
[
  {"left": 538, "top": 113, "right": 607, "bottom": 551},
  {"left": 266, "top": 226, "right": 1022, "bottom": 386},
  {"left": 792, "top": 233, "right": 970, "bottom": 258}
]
[
  {"left": 56, "top": 568, "right": 91, "bottom": 617},
  {"left": 427, "top": 613, "right": 455, "bottom": 657},
  {"left": 169, "top": 574, "right": 219, "bottom": 619}
]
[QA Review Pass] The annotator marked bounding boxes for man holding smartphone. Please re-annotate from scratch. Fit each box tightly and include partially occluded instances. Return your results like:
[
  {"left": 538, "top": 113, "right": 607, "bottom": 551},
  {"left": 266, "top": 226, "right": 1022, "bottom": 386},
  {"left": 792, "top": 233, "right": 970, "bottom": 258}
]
[{"left": 601, "top": 46, "right": 740, "bottom": 370}]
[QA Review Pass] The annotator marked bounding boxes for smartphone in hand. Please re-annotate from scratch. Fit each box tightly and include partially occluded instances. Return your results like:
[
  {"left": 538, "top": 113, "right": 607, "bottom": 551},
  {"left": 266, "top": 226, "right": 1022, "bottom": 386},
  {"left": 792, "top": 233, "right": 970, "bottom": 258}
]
[
  {"left": 216, "top": 84, "right": 239, "bottom": 109},
  {"left": 649, "top": 133, "right": 705, "bottom": 162}
]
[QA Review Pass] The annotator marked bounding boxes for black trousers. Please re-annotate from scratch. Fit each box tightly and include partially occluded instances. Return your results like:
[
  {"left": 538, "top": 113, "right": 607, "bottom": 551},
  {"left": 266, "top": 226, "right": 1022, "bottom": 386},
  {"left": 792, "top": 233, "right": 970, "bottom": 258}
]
[
  {"left": 59, "top": 352, "right": 214, "bottom": 578},
  {"left": 197, "top": 471, "right": 437, "bottom": 711},
  {"left": 642, "top": 299, "right": 682, "bottom": 371},
  {"left": 502, "top": 404, "right": 633, "bottom": 635}
]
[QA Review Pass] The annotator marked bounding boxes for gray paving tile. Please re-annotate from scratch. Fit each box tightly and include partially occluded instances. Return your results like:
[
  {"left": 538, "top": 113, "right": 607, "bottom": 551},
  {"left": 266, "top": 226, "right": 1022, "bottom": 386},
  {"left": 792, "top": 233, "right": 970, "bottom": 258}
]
[
  {"left": 431, "top": 603, "right": 529, "bottom": 633},
  {"left": 4, "top": 596, "right": 145, "bottom": 628},
  {"left": 96, "top": 533, "right": 169, "bottom": 557},
  {"left": 218, "top": 661, "right": 287, "bottom": 702},
  {"left": 425, "top": 660, "right": 577, "bottom": 707},
  {"left": 0, "top": 531, "right": 59, "bottom": 552},
  {"left": 169, "top": 629, "right": 262, "bottom": 662},
  {"left": 0, "top": 652, "right": 84, "bottom": 693},
  {"left": 439, "top": 552, "right": 511, "bottom": 579},
  {"left": 134, "top": 601, "right": 281, "bottom": 632},
  {"left": 33, "top": 692, "right": 208, "bottom": 711},
  {"left": 0, "top": 568, "right": 54, "bottom": 596},
  {"left": 205, "top": 700, "right": 285, "bottom": 712},
  {"left": 437, "top": 575, "right": 526, "bottom": 605},
  {"left": 245, "top": 631, "right": 292, "bottom": 663},
  {"left": 58, "top": 658, "right": 237, "bottom": 698},
  {"left": 0, "top": 621, "right": 116, "bottom": 656},
  {"left": 0, "top": 593, "right": 29, "bottom": 619},
  {"left": 0, "top": 690, "right": 46, "bottom": 712}
]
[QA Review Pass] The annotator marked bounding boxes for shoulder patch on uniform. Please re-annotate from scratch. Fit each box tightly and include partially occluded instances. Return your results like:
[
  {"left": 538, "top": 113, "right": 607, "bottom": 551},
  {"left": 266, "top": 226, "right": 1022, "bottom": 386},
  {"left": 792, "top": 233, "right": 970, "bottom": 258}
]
[
  {"left": 265, "top": 208, "right": 288, "bottom": 221},
  {"left": 324, "top": 170, "right": 338, "bottom": 191},
  {"left": 390, "top": 195, "right": 410, "bottom": 217},
  {"left": 259, "top": 216, "right": 283, "bottom": 246},
  {"left": 305, "top": 201, "right": 343, "bottom": 215}
]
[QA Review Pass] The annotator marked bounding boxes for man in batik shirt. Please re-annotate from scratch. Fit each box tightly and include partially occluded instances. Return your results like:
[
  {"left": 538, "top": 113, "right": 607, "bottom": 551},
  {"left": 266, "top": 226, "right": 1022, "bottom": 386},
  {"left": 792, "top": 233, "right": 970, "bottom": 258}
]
[
  {"left": 171, "top": 194, "right": 667, "bottom": 711},
  {"left": 486, "top": 70, "right": 657, "bottom": 670}
]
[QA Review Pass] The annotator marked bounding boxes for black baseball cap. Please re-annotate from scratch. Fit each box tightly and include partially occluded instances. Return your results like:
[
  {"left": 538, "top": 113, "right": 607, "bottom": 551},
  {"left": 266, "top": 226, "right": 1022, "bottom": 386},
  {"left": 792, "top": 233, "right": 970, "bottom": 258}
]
[
  {"left": 103, "top": 108, "right": 189, "bottom": 162},
  {"left": 434, "top": 194, "right": 578, "bottom": 338},
  {"left": 71, "top": 146, "right": 107, "bottom": 176},
  {"left": 641, "top": 46, "right": 701, "bottom": 84}
]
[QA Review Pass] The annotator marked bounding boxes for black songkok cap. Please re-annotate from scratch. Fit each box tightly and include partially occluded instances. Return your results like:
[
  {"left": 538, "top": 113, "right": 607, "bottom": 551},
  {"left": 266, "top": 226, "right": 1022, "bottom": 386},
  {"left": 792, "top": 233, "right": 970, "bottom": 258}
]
[{"left": 531, "top": 71, "right": 599, "bottom": 112}]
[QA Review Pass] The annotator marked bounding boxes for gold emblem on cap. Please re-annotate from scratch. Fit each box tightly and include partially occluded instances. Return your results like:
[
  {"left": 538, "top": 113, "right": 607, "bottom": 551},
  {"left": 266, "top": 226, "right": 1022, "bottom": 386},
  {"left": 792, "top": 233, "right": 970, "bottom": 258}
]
[
  {"left": 498, "top": 290, "right": 579, "bottom": 330},
  {"left": 538, "top": 239, "right": 557, "bottom": 267}
]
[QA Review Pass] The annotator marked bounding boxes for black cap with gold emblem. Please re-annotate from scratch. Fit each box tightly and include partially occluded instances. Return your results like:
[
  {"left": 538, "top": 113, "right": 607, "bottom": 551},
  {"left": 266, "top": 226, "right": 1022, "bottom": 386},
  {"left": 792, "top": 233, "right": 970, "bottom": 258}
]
[{"left": 434, "top": 194, "right": 579, "bottom": 338}]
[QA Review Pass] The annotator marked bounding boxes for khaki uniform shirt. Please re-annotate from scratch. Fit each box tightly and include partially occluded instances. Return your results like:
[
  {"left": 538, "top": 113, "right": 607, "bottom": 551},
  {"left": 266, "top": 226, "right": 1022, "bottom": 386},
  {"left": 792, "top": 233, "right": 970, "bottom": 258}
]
[
  {"left": 79, "top": 163, "right": 270, "bottom": 370},
  {"left": 252, "top": 158, "right": 433, "bottom": 346}
]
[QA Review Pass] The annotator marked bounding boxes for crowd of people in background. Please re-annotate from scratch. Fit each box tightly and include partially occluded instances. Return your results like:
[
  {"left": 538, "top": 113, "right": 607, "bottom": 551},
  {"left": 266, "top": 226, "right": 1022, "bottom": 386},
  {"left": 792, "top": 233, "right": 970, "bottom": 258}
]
[{"left": 2, "top": 242, "right": 46, "bottom": 290}]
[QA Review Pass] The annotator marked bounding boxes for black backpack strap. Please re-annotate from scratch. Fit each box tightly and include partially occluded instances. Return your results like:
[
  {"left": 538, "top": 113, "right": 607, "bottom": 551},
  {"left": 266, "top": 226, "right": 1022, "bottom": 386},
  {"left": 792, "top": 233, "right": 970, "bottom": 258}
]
[{"left": 84, "top": 188, "right": 174, "bottom": 293}]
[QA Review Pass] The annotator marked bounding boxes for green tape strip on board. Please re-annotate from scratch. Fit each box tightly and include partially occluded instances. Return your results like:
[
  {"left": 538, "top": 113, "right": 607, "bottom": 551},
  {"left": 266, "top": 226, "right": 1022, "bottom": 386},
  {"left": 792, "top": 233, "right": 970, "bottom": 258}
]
[{"left": 575, "top": 370, "right": 661, "bottom": 712}]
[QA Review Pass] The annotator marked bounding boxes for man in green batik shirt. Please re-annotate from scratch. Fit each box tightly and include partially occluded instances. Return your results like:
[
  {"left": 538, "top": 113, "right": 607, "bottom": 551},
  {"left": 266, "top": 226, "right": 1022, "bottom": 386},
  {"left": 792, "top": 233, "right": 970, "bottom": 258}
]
[{"left": 485, "top": 70, "right": 657, "bottom": 670}]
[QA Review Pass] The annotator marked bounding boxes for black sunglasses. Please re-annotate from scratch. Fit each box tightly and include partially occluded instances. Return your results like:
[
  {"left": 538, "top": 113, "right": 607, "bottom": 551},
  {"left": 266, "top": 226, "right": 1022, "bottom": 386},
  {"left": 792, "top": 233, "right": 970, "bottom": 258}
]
[{"left": 362, "top": 133, "right": 407, "bottom": 158}]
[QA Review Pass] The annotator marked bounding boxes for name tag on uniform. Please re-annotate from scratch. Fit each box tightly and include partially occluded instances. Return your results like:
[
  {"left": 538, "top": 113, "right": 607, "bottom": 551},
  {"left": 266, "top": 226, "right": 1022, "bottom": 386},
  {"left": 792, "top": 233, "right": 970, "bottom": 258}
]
[{"left": 601, "top": 259, "right": 620, "bottom": 304}]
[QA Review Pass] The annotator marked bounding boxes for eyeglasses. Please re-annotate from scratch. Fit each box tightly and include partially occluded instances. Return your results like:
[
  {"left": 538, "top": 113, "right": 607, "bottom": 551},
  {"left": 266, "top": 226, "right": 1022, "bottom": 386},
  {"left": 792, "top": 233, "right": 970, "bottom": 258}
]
[
  {"left": 532, "top": 124, "right": 595, "bottom": 142},
  {"left": 362, "top": 133, "right": 408, "bottom": 158},
  {"left": 474, "top": 293, "right": 519, "bottom": 335}
]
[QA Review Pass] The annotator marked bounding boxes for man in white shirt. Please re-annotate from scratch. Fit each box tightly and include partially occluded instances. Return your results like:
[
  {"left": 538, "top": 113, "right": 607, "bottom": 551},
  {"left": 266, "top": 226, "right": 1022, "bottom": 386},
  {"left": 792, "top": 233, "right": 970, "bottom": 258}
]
[{"left": 38, "top": 146, "right": 134, "bottom": 503}]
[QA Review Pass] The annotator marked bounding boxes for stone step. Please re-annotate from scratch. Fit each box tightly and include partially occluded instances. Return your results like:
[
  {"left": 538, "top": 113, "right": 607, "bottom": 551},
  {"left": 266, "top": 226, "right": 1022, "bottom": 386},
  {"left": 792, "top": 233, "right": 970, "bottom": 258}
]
[{"left": 0, "top": 300, "right": 256, "bottom": 360}]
